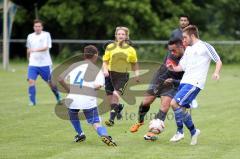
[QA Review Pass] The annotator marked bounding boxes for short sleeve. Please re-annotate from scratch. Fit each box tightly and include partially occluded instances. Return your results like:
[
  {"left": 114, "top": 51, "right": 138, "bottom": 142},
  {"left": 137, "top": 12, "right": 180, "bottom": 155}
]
[
  {"left": 95, "top": 70, "right": 105, "bottom": 86},
  {"left": 179, "top": 47, "right": 189, "bottom": 71},
  {"left": 46, "top": 32, "right": 52, "bottom": 48},
  {"left": 26, "top": 35, "right": 30, "bottom": 48},
  {"left": 127, "top": 47, "right": 138, "bottom": 63},
  {"left": 102, "top": 45, "right": 111, "bottom": 61},
  {"left": 204, "top": 42, "right": 220, "bottom": 62}
]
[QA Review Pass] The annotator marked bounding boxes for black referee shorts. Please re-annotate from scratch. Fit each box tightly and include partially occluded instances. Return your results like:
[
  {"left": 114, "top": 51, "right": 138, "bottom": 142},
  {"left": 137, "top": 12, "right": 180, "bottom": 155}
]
[{"left": 105, "top": 71, "right": 129, "bottom": 95}]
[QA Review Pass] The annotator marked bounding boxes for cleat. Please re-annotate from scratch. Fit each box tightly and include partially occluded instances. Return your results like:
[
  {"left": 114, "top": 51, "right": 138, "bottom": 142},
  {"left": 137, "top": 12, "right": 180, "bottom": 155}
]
[
  {"left": 101, "top": 136, "right": 117, "bottom": 146},
  {"left": 170, "top": 131, "right": 184, "bottom": 142},
  {"left": 105, "top": 120, "right": 114, "bottom": 127},
  {"left": 130, "top": 122, "right": 144, "bottom": 133},
  {"left": 144, "top": 132, "right": 158, "bottom": 141},
  {"left": 28, "top": 102, "right": 36, "bottom": 106},
  {"left": 190, "top": 129, "right": 200, "bottom": 145},
  {"left": 116, "top": 104, "right": 124, "bottom": 120},
  {"left": 74, "top": 133, "right": 86, "bottom": 142}
]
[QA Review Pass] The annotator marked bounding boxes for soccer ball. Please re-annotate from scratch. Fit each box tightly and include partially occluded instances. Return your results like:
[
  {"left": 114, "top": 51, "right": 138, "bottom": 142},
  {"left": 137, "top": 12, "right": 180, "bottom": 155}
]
[{"left": 148, "top": 119, "right": 165, "bottom": 134}]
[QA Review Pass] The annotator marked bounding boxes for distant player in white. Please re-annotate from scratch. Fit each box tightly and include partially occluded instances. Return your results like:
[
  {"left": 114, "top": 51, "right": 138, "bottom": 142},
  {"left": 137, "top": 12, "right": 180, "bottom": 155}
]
[
  {"left": 26, "top": 19, "right": 61, "bottom": 105},
  {"left": 168, "top": 25, "right": 222, "bottom": 145},
  {"left": 58, "top": 45, "right": 117, "bottom": 146}
]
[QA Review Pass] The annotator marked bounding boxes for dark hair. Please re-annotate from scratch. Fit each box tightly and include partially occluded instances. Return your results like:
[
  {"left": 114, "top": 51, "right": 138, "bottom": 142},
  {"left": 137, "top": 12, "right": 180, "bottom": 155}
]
[
  {"left": 179, "top": 14, "right": 190, "bottom": 21},
  {"left": 183, "top": 25, "right": 199, "bottom": 38},
  {"left": 84, "top": 45, "right": 98, "bottom": 59},
  {"left": 168, "top": 38, "right": 183, "bottom": 46},
  {"left": 33, "top": 19, "right": 44, "bottom": 26}
]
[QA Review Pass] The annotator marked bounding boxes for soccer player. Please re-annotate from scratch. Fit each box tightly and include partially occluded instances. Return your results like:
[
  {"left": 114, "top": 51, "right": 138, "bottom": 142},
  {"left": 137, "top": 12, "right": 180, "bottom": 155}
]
[
  {"left": 168, "top": 25, "right": 222, "bottom": 145},
  {"left": 170, "top": 15, "right": 190, "bottom": 41},
  {"left": 130, "top": 38, "right": 185, "bottom": 140},
  {"left": 26, "top": 19, "right": 61, "bottom": 106},
  {"left": 58, "top": 45, "right": 117, "bottom": 146},
  {"left": 102, "top": 26, "right": 139, "bottom": 126}
]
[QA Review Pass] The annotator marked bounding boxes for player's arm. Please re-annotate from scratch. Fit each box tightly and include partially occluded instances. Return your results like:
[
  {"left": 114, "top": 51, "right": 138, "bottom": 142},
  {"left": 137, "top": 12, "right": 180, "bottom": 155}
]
[
  {"left": 212, "top": 60, "right": 222, "bottom": 80},
  {"left": 102, "top": 45, "right": 111, "bottom": 77},
  {"left": 131, "top": 62, "right": 140, "bottom": 82},
  {"left": 129, "top": 47, "right": 140, "bottom": 82},
  {"left": 57, "top": 64, "right": 78, "bottom": 93},
  {"left": 26, "top": 36, "right": 31, "bottom": 60},
  {"left": 26, "top": 48, "right": 30, "bottom": 60},
  {"left": 29, "top": 33, "right": 52, "bottom": 53},
  {"left": 58, "top": 76, "right": 70, "bottom": 93},
  {"left": 94, "top": 84, "right": 102, "bottom": 90},
  {"left": 164, "top": 78, "right": 181, "bottom": 87},
  {"left": 102, "top": 61, "right": 109, "bottom": 77},
  {"left": 205, "top": 42, "right": 222, "bottom": 80},
  {"left": 29, "top": 46, "right": 49, "bottom": 52},
  {"left": 94, "top": 71, "right": 105, "bottom": 90}
]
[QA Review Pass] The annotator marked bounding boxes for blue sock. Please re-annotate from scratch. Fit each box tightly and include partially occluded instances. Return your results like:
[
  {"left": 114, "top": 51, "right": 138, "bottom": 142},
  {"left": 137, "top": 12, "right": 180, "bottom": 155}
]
[
  {"left": 96, "top": 126, "right": 108, "bottom": 136},
  {"left": 28, "top": 85, "right": 36, "bottom": 105},
  {"left": 173, "top": 107, "right": 184, "bottom": 134},
  {"left": 183, "top": 111, "right": 196, "bottom": 136},
  {"left": 51, "top": 85, "right": 61, "bottom": 102},
  {"left": 68, "top": 109, "right": 82, "bottom": 135}
]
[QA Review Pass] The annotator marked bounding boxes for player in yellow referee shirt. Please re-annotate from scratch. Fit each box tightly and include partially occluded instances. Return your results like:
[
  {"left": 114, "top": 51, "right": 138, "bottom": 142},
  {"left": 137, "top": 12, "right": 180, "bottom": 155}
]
[{"left": 102, "top": 26, "right": 139, "bottom": 126}]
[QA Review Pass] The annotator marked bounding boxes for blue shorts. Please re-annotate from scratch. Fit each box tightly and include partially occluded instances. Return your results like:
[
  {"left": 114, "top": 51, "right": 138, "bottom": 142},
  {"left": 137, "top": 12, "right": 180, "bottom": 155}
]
[
  {"left": 174, "top": 83, "right": 201, "bottom": 108},
  {"left": 28, "top": 66, "right": 52, "bottom": 82},
  {"left": 69, "top": 107, "right": 100, "bottom": 124}
]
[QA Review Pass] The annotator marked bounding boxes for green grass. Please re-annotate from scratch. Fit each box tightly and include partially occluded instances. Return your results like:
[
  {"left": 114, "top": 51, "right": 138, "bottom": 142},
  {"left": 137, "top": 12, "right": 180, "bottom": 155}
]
[{"left": 0, "top": 63, "right": 240, "bottom": 159}]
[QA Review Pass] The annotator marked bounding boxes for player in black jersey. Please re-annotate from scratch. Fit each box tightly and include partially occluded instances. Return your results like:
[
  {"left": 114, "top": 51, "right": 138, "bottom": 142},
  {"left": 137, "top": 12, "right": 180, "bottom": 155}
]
[{"left": 130, "top": 38, "right": 185, "bottom": 140}]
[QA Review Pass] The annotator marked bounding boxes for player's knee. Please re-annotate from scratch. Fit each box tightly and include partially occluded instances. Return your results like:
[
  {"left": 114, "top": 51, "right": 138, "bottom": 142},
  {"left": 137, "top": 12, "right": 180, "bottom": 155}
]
[
  {"left": 28, "top": 79, "right": 35, "bottom": 86},
  {"left": 161, "top": 97, "right": 172, "bottom": 111},
  {"left": 161, "top": 104, "right": 170, "bottom": 112},
  {"left": 93, "top": 123, "right": 101, "bottom": 129},
  {"left": 142, "top": 96, "right": 155, "bottom": 105},
  {"left": 170, "top": 99, "right": 178, "bottom": 109}
]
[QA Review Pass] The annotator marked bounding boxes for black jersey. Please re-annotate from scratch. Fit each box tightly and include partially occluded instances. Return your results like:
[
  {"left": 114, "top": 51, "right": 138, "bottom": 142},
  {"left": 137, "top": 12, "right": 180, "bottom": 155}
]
[{"left": 146, "top": 52, "right": 184, "bottom": 97}]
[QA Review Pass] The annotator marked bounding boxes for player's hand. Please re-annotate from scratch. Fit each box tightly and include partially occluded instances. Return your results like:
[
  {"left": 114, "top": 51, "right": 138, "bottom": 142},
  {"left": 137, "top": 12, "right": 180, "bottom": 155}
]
[
  {"left": 134, "top": 76, "right": 140, "bottom": 83},
  {"left": 163, "top": 78, "right": 173, "bottom": 86},
  {"left": 212, "top": 72, "right": 220, "bottom": 80},
  {"left": 29, "top": 48, "right": 35, "bottom": 52},
  {"left": 166, "top": 64, "right": 174, "bottom": 71},
  {"left": 103, "top": 70, "right": 109, "bottom": 77}
]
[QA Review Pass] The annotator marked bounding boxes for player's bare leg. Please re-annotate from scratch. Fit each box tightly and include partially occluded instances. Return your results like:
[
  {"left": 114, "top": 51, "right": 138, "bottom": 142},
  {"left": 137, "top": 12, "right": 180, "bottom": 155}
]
[
  {"left": 48, "top": 80, "right": 61, "bottom": 104},
  {"left": 155, "top": 96, "right": 172, "bottom": 121}
]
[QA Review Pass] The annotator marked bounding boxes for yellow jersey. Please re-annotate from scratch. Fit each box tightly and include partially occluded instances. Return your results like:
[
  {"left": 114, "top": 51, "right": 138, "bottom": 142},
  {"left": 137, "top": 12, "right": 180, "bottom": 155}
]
[{"left": 102, "top": 43, "right": 138, "bottom": 73}]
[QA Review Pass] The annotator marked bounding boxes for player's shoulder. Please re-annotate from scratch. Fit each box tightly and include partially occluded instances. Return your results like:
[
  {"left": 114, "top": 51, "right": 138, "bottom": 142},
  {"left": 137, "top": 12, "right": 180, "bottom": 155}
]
[
  {"left": 41, "top": 31, "right": 51, "bottom": 36},
  {"left": 184, "top": 46, "right": 192, "bottom": 52},
  {"left": 172, "top": 28, "right": 180, "bottom": 33},
  {"left": 27, "top": 32, "right": 35, "bottom": 38},
  {"left": 196, "top": 40, "right": 213, "bottom": 52},
  {"left": 126, "top": 44, "right": 136, "bottom": 52},
  {"left": 106, "top": 42, "right": 116, "bottom": 49}
]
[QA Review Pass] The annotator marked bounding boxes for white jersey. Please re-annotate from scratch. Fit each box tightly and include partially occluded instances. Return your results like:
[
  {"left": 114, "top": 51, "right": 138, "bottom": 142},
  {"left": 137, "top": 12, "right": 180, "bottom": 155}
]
[
  {"left": 179, "top": 40, "right": 220, "bottom": 89},
  {"left": 26, "top": 31, "right": 52, "bottom": 66},
  {"left": 66, "top": 62, "right": 105, "bottom": 109}
]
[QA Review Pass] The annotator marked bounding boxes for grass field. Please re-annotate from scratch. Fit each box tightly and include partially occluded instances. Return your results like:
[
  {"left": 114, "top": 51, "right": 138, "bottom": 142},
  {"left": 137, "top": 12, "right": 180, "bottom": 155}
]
[{"left": 0, "top": 63, "right": 240, "bottom": 159}]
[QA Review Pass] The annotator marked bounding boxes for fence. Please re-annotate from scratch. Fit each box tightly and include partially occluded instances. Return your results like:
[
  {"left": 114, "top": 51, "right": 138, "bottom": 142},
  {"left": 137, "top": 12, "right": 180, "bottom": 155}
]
[{"left": 1, "top": 39, "right": 240, "bottom": 64}]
